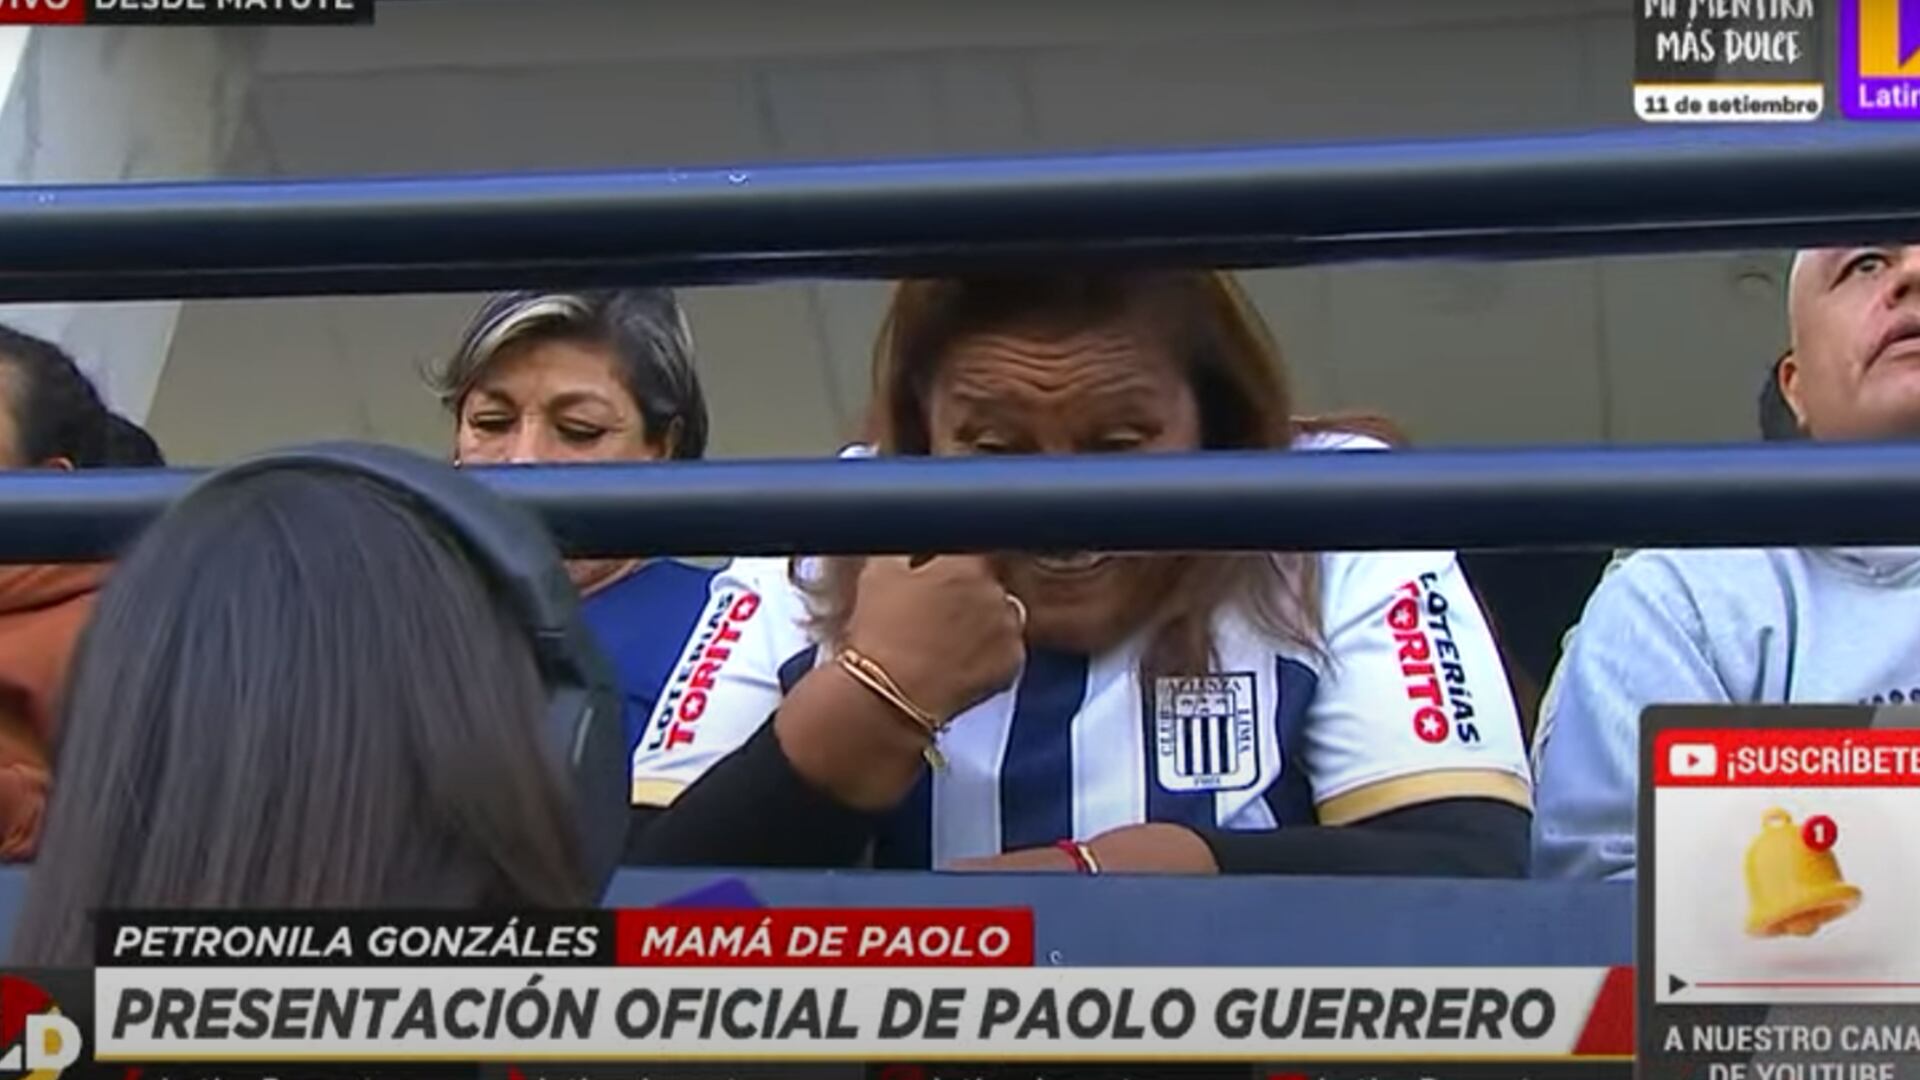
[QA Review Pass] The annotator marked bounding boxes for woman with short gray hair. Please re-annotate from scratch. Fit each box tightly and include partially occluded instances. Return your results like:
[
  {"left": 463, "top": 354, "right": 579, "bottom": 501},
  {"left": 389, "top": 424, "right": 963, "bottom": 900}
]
[
  {"left": 436, "top": 289, "right": 708, "bottom": 467},
  {"left": 434, "top": 289, "right": 715, "bottom": 804}
]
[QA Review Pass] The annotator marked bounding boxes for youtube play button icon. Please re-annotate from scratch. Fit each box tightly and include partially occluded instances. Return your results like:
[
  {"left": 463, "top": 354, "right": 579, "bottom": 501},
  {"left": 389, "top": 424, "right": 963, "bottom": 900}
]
[{"left": 1668, "top": 743, "right": 1718, "bottom": 778}]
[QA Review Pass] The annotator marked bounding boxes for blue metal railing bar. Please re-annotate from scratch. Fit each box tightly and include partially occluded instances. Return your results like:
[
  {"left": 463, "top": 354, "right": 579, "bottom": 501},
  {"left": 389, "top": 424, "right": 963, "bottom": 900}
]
[
  {"left": 2, "top": 126, "right": 1920, "bottom": 300},
  {"left": 3, "top": 442, "right": 1919, "bottom": 562}
]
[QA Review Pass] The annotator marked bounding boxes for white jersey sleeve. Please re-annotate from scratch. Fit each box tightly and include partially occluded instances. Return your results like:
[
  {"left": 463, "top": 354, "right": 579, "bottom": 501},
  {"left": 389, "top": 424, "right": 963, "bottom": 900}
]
[
  {"left": 628, "top": 556, "right": 818, "bottom": 808},
  {"left": 1303, "top": 548, "right": 1534, "bottom": 825}
]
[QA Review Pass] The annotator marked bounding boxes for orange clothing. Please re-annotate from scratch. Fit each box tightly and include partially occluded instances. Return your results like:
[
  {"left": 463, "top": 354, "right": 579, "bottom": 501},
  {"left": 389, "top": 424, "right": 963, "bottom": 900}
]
[{"left": 0, "top": 564, "right": 106, "bottom": 860}]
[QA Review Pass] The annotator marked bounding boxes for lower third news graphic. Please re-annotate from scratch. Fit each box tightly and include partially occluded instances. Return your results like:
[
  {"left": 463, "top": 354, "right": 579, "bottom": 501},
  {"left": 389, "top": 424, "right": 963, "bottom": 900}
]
[
  {"left": 34, "top": 900, "right": 1639, "bottom": 1080},
  {"left": 1640, "top": 705, "right": 1920, "bottom": 1080}
]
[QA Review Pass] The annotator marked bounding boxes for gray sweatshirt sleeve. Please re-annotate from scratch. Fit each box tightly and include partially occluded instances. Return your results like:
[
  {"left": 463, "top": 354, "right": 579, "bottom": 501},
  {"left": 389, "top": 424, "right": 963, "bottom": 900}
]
[{"left": 1531, "top": 554, "right": 1732, "bottom": 881}]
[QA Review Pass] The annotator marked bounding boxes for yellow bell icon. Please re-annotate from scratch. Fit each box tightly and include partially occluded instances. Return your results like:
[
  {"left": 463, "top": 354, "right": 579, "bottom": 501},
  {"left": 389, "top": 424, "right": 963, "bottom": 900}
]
[{"left": 1744, "top": 808, "right": 1862, "bottom": 938}]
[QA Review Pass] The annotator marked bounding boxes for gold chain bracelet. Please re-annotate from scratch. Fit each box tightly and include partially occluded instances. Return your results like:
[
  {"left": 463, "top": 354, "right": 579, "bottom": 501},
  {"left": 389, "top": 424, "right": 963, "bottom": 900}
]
[{"left": 837, "top": 648, "right": 948, "bottom": 770}]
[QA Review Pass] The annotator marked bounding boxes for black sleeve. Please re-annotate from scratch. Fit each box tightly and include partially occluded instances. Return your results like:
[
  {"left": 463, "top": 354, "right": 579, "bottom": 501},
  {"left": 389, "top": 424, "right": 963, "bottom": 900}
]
[
  {"left": 1195, "top": 798, "right": 1531, "bottom": 877},
  {"left": 621, "top": 719, "right": 881, "bottom": 867}
]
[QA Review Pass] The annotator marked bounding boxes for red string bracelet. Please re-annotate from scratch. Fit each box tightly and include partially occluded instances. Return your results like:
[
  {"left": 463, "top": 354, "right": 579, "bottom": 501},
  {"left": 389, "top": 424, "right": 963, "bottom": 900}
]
[{"left": 1055, "top": 839, "right": 1100, "bottom": 874}]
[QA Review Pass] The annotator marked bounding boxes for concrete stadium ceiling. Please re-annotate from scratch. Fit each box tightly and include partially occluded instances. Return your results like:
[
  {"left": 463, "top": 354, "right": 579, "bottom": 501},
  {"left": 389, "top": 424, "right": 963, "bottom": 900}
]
[{"left": 144, "top": 0, "right": 1786, "bottom": 465}]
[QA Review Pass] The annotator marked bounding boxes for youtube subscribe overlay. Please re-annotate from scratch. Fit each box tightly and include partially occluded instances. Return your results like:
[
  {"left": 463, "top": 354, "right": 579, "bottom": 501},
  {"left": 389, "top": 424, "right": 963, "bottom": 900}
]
[{"left": 1641, "top": 706, "right": 1920, "bottom": 1080}]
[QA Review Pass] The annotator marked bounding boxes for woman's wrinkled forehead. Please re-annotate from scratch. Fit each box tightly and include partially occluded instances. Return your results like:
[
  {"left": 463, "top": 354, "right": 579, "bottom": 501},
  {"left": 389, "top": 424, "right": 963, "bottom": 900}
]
[{"left": 935, "top": 323, "right": 1180, "bottom": 402}]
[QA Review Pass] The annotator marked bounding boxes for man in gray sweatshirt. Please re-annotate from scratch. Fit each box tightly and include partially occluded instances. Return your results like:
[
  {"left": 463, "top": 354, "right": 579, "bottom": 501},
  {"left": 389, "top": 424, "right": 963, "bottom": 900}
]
[{"left": 1532, "top": 244, "right": 1920, "bottom": 880}]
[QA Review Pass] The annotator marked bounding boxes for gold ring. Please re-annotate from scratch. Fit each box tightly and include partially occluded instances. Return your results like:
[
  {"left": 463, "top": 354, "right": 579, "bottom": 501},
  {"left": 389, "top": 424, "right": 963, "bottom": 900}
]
[{"left": 1007, "top": 594, "right": 1027, "bottom": 628}]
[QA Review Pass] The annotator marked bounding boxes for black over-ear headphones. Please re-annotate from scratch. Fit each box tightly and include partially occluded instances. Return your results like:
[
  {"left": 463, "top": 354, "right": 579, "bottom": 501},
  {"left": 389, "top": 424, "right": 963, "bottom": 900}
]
[{"left": 193, "top": 441, "right": 627, "bottom": 897}]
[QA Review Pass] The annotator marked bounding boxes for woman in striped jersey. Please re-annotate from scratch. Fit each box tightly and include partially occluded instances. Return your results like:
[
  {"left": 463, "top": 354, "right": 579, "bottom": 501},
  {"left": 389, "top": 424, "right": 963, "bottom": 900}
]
[{"left": 625, "top": 271, "right": 1533, "bottom": 875}]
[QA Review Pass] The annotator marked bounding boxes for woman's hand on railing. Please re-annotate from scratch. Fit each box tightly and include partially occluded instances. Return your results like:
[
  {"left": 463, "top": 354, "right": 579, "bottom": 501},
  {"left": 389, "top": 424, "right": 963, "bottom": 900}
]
[{"left": 944, "top": 824, "right": 1220, "bottom": 875}]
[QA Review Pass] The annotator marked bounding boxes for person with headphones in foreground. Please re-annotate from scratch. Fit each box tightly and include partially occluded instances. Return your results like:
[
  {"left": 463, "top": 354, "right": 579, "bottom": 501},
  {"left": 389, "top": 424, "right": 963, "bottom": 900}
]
[{"left": 11, "top": 443, "right": 628, "bottom": 965}]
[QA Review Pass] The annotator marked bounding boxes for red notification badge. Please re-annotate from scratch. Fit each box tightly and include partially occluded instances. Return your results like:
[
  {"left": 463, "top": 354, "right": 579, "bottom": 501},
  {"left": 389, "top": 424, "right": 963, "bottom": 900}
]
[{"left": 1803, "top": 814, "right": 1838, "bottom": 851}]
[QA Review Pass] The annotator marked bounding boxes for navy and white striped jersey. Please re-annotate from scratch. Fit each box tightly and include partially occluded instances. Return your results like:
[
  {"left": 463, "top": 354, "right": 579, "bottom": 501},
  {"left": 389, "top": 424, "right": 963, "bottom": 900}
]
[{"left": 631, "top": 435, "right": 1533, "bottom": 867}]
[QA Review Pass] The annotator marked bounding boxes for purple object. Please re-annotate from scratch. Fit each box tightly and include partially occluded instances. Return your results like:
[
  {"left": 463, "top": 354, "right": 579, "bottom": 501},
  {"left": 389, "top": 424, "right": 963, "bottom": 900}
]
[
  {"left": 1843, "top": 0, "right": 1920, "bottom": 119},
  {"left": 657, "top": 877, "right": 763, "bottom": 909}
]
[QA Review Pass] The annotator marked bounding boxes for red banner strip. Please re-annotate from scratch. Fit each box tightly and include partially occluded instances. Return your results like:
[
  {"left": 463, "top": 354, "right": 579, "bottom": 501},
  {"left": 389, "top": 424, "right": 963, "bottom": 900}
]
[
  {"left": 1655, "top": 728, "right": 1920, "bottom": 787},
  {"left": 615, "top": 908, "right": 1034, "bottom": 967},
  {"left": 1572, "top": 965, "right": 1635, "bottom": 1056}
]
